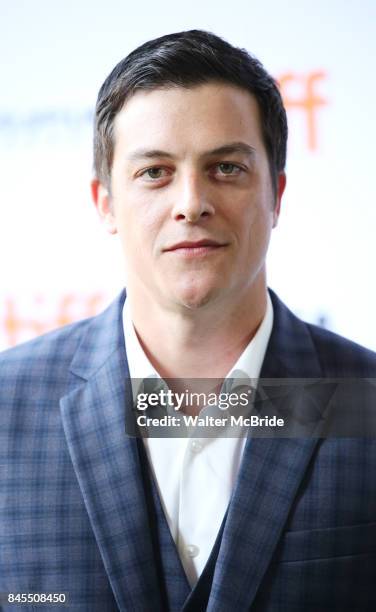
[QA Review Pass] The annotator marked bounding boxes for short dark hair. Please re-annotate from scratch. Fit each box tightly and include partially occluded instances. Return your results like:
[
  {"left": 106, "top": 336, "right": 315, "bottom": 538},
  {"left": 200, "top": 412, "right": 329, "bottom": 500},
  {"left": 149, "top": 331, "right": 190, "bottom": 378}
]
[{"left": 93, "top": 29, "right": 288, "bottom": 195}]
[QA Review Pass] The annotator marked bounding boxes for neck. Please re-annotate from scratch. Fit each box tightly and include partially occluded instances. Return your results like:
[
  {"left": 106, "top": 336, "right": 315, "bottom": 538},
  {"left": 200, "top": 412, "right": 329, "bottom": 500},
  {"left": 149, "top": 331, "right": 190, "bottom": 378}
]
[{"left": 127, "top": 277, "right": 268, "bottom": 380}]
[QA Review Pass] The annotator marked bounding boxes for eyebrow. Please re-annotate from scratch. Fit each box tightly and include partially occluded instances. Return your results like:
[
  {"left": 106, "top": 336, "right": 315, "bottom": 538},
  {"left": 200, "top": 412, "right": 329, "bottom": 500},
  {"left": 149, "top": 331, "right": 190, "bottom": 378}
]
[{"left": 126, "top": 141, "right": 257, "bottom": 162}]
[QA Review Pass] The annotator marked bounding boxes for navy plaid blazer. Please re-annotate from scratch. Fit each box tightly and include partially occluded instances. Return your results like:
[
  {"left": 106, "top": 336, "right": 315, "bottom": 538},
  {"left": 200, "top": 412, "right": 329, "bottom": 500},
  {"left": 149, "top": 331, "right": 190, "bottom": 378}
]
[{"left": 1, "top": 289, "right": 376, "bottom": 611}]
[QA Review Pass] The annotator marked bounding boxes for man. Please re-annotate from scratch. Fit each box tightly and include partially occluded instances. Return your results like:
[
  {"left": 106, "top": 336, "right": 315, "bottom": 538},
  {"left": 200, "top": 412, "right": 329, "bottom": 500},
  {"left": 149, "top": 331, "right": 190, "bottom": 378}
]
[{"left": 1, "top": 30, "right": 376, "bottom": 612}]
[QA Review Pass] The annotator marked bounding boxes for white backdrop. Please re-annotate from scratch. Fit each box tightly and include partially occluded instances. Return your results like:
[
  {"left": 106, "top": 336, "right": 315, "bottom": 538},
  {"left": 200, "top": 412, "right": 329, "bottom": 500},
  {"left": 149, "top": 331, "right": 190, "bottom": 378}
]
[{"left": 1, "top": 0, "right": 375, "bottom": 350}]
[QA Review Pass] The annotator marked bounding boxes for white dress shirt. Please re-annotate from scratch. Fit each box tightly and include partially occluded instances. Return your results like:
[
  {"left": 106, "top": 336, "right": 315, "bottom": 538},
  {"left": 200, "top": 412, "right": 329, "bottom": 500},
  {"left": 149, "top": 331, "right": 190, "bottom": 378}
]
[{"left": 123, "top": 293, "right": 273, "bottom": 586}]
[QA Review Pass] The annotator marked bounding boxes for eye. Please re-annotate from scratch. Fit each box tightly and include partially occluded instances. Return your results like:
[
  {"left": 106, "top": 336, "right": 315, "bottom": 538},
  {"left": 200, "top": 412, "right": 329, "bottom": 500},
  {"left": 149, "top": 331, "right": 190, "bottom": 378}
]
[
  {"left": 214, "top": 162, "right": 243, "bottom": 177},
  {"left": 148, "top": 168, "right": 162, "bottom": 179},
  {"left": 142, "top": 167, "right": 166, "bottom": 180}
]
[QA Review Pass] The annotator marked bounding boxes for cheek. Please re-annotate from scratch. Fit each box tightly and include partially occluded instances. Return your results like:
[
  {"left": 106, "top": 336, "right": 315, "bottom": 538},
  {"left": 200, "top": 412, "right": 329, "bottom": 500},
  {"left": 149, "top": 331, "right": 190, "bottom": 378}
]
[
  {"left": 115, "top": 190, "right": 163, "bottom": 239},
  {"left": 235, "top": 202, "right": 273, "bottom": 255},
  {"left": 228, "top": 197, "right": 260, "bottom": 239}
]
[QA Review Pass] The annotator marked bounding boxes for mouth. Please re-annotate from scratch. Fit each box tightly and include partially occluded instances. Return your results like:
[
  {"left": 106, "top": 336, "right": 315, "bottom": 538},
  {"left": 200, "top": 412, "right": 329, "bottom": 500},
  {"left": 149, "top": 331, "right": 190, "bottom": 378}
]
[{"left": 163, "top": 240, "right": 228, "bottom": 258}]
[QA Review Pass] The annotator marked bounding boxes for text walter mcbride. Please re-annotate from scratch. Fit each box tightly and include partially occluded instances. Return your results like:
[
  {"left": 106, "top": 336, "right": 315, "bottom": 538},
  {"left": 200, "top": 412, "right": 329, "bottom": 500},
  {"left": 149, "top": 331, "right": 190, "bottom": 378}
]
[{"left": 136, "top": 414, "right": 285, "bottom": 427}]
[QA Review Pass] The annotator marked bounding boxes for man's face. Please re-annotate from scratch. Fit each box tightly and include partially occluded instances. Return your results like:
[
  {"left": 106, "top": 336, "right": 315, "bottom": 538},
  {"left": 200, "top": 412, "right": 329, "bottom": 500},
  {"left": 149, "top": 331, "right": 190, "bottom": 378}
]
[{"left": 93, "top": 82, "right": 285, "bottom": 311}]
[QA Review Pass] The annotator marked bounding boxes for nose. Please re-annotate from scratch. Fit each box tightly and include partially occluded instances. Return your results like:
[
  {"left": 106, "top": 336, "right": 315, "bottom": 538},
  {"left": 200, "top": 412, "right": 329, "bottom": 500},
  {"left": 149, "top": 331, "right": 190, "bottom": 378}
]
[{"left": 171, "top": 172, "right": 215, "bottom": 223}]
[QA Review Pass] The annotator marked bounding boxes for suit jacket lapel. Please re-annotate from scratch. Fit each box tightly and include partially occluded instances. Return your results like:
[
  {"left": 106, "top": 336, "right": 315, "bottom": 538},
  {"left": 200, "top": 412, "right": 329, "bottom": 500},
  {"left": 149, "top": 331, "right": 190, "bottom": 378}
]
[
  {"left": 207, "top": 289, "right": 324, "bottom": 612},
  {"left": 60, "top": 291, "right": 164, "bottom": 612}
]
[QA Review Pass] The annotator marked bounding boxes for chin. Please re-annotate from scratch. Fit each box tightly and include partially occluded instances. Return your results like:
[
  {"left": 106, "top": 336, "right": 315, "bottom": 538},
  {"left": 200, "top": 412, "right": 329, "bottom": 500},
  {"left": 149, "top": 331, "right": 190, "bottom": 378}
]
[
  {"left": 173, "top": 285, "right": 222, "bottom": 310},
  {"left": 161, "top": 271, "right": 227, "bottom": 310},
  {"left": 179, "top": 296, "right": 213, "bottom": 310}
]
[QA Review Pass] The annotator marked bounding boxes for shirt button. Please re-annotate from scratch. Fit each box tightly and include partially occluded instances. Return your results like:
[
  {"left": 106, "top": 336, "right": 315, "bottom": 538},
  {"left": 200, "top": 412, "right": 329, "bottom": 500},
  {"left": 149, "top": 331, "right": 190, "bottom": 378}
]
[
  {"left": 190, "top": 439, "right": 203, "bottom": 453},
  {"left": 186, "top": 544, "right": 200, "bottom": 558}
]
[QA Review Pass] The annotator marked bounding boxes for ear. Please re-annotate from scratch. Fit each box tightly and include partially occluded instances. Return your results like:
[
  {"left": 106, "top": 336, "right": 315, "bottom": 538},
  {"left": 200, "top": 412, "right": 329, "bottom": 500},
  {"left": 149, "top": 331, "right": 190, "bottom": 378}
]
[
  {"left": 91, "top": 178, "right": 117, "bottom": 235},
  {"left": 272, "top": 172, "right": 286, "bottom": 228}
]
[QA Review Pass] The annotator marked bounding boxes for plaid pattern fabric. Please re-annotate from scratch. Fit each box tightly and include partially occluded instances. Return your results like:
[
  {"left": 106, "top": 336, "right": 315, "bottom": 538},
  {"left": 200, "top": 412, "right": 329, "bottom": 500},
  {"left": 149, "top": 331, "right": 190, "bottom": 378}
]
[{"left": 1, "top": 288, "right": 376, "bottom": 611}]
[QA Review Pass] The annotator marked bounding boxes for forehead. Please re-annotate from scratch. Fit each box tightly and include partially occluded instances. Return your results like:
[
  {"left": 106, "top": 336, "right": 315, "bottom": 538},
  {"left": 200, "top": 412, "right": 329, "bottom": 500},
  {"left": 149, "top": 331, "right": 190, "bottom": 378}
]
[{"left": 113, "top": 82, "right": 265, "bottom": 158}]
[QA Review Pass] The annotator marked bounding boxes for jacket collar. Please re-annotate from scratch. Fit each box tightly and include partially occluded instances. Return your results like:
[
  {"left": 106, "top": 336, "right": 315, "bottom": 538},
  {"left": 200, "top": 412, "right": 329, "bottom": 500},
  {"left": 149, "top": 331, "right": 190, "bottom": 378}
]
[{"left": 68, "top": 289, "right": 127, "bottom": 381}]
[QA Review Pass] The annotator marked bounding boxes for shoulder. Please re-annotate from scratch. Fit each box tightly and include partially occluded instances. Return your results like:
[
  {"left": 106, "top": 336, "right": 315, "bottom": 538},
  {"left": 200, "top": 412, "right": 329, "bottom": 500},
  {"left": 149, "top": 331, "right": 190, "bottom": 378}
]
[
  {"left": 305, "top": 321, "right": 376, "bottom": 377},
  {"left": 0, "top": 318, "right": 98, "bottom": 432},
  {"left": 0, "top": 289, "right": 126, "bottom": 403},
  {"left": 268, "top": 288, "right": 376, "bottom": 377},
  {"left": 0, "top": 316, "right": 92, "bottom": 386}
]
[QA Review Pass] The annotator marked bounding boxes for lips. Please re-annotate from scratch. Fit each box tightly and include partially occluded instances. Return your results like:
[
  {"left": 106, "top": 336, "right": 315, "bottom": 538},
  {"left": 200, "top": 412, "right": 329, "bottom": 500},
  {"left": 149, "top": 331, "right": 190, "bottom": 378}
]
[{"left": 164, "top": 239, "right": 226, "bottom": 251}]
